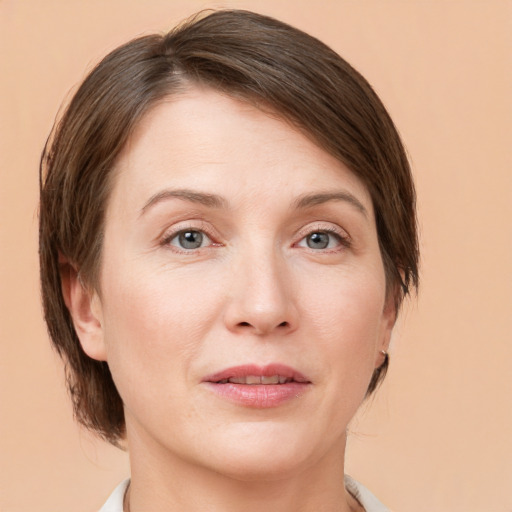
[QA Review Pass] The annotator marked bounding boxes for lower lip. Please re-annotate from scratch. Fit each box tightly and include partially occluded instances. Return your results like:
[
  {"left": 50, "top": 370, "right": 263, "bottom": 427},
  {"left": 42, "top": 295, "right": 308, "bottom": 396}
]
[{"left": 204, "top": 382, "right": 310, "bottom": 408}]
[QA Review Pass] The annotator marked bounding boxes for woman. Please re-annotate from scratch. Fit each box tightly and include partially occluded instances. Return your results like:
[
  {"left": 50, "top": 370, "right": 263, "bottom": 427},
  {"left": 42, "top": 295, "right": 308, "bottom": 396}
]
[{"left": 39, "top": 9, "right": 418, "bottom": 512}]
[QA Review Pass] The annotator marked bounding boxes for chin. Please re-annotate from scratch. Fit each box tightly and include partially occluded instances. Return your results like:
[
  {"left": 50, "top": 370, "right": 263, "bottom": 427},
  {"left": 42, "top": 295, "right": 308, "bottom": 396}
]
[
  {"left": 217, "top": 454, "right": 309, "bottom": 483},
  {"left": 195, "top": 423, "right": 332, "bottom": 482}
]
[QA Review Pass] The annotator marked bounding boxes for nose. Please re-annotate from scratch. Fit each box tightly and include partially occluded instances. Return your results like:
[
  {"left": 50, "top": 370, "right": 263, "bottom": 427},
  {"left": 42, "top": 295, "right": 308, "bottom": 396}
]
[{"left": 223, "top": 247, "right": 299, "bottom": 337}]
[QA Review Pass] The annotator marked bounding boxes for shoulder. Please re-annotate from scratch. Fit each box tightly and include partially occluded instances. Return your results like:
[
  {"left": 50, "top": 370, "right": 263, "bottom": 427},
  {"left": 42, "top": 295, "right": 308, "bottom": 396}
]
[
  {"left": 98, "top": 479, "right": 130, "bottom": 512},
  {"left": 344, "top": 475, "right": 391, "bottom": 512}
]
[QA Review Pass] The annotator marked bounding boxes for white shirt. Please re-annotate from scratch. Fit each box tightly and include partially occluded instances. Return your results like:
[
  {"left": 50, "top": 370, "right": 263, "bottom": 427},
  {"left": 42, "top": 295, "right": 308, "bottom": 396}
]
[{"left": 99, "top": 476, "right": 390, "bottom": 512}]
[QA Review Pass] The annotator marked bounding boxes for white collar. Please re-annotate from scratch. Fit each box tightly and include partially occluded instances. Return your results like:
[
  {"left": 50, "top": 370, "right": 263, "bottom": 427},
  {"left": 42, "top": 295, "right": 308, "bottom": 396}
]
[
  {"left": 344, "top": 475, "right": 391, "bottom": 512},
  {"left": 99, "top": 476, "right": 390, "bottom": 512},
  {"left": 98, "top": 478, "right": 129, "bottom": 512}
]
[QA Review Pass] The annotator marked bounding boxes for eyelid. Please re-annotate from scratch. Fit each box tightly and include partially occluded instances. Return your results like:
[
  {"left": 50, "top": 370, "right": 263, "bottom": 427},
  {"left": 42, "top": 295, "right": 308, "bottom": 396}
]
[
  {"left": 294, "top": 223, "right": 351, "bottom": 249},
  {"left": 159, "top": 221, "right": 220, "bottom": 250}
]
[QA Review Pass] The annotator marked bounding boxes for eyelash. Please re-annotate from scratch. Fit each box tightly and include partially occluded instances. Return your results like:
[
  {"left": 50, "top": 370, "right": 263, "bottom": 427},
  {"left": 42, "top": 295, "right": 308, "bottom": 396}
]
[
  {"left": 160, "top": 223, "right": 219, "bottom": 253},
  {"left": 295, "top": 225, "right": 351, "bottom": 252},
  {"left": 159, "top": 224, "right": 351, "bottom": 253}
]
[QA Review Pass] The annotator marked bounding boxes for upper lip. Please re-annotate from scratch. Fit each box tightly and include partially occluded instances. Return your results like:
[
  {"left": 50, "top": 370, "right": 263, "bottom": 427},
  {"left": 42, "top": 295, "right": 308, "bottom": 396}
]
[{"left": 202, "top": 364, "right": 310, "bottom": 384}]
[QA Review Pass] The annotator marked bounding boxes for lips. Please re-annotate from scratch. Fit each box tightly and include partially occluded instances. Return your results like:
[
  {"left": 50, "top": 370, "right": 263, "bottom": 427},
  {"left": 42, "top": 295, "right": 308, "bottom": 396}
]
[
  {"left": 202, "top": 364, "right": 311, "bottom": 408},
  {"left": 203, "top": 364, "right": 309, "bottom": 384},
  {"left": 218, "top": 375, "right": 292, "bottom": 385}
]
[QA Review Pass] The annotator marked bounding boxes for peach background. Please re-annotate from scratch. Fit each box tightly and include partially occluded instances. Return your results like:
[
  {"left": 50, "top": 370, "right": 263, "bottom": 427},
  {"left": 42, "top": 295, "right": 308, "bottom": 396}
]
[{"left": 1, "top": 1, "right": 511, "bottom": 511}]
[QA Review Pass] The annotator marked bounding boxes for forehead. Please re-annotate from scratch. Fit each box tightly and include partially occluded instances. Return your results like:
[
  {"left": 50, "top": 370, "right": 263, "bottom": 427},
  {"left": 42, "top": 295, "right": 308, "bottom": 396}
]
[{"left": 109, "top": 86, "right": 373, "bottom": 215}]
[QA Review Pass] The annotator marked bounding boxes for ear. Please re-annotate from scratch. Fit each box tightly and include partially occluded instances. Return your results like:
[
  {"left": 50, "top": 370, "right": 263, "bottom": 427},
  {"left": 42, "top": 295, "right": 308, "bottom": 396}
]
[
  {"left": 375, "top": 291, "right": 398, "bottom": 368},
  {"left": 60, "top": 256, "right": 107, "bottom": 361}
]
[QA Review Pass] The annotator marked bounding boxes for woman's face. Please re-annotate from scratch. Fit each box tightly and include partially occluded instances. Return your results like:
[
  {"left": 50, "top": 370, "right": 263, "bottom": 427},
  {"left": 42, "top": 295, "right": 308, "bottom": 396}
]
[{"left": 81, "top": 86, "right": 395, "bottom": 479}]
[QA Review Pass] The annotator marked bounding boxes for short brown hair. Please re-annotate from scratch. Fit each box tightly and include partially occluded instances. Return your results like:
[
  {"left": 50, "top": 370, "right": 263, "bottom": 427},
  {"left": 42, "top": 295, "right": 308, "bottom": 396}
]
[{"left": 39, "top": 9, "right": 418, "bottom": 445}]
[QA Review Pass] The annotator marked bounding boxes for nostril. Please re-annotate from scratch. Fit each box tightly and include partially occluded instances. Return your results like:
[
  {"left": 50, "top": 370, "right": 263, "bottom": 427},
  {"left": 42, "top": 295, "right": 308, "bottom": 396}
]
[{"left": 236, "top": 321, "right": 289, "bottom": 329}]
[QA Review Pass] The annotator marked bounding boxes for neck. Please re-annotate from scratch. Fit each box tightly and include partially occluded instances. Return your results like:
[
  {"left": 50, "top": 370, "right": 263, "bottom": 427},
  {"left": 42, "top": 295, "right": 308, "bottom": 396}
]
[{"left": 124, "top": 424, "right": 362, "bottom": 512}]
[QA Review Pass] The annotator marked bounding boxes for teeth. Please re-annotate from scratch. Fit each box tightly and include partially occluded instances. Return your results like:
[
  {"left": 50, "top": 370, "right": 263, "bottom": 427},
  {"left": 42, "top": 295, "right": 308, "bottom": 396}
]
[
  {"left": 223, "top": 375, "right": 290, "bottom": 385},
  {"left": 261, "top": 375, "right": 279, "bottom": 384},
  {"left": 246, "top": 375, "right": 261, "bottom": 385}
]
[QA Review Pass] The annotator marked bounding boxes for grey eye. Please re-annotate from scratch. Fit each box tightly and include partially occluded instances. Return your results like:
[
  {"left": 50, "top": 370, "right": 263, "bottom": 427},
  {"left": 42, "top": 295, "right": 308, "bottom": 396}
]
[
  {"left": 172, "top": 230, "right": 208, "bottom": 249},
  {"left": 306, "top": 232, "right": 331, "bottom": 249}
]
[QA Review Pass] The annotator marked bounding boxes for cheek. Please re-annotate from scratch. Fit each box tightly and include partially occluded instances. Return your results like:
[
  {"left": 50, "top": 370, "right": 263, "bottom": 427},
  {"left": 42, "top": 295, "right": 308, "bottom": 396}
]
[
  {"left": 97, "top": 262, "right": 224, "bottom": 397},
  {"left": 300, "top": 265, "right": 387, "bottom": 381},
  {"left": 302, "top": 261, "right": 386, "bottom": 338}
]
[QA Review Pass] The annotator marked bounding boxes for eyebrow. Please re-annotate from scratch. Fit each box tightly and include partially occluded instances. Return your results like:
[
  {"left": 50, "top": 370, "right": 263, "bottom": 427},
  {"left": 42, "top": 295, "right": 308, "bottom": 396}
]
[
  {"left": 140, "top": 188, "right": 368, "bottom": 217},
  {"left": 140, "top": 188, "right": 228, "bottom": 215},
  {"left": 293, "top": 191, "right": 368, "bottom": 217}
]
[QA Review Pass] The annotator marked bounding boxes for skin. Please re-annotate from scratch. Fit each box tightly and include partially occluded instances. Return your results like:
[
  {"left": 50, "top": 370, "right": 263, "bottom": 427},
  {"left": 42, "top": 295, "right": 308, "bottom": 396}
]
[{"left": 66, "top": 86, "right": 395, "bottom": 512}]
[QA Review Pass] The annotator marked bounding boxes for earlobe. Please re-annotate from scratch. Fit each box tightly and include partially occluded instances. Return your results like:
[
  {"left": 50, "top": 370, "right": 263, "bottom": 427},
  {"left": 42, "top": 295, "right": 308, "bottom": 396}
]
[
  {"left": 60, "top": 257, "right": 107, "bottom": 361},
  {"left": 376, "top": 293, "right": 398, "bottom": 368}
]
